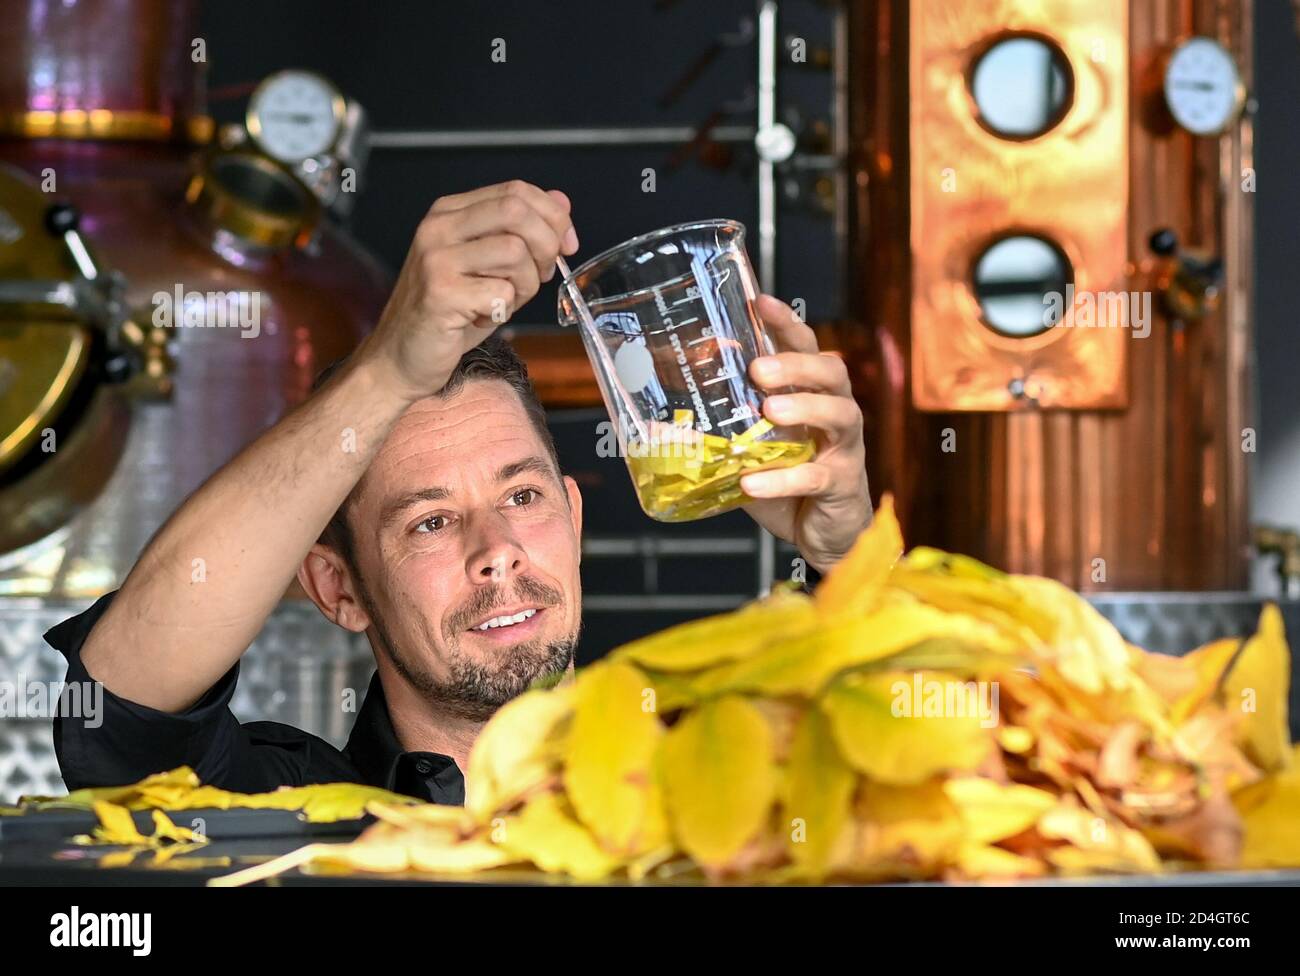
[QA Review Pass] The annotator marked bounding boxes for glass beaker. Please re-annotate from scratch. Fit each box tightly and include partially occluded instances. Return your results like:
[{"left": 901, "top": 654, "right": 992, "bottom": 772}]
[{"left": 557, "top": 219, "right": 815, "bottom": 522}]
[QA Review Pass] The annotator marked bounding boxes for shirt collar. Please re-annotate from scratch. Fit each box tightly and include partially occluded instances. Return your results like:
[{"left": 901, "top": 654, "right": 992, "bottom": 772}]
[{"left": 343, "top": 672, "right": 465, "bottom": 805}]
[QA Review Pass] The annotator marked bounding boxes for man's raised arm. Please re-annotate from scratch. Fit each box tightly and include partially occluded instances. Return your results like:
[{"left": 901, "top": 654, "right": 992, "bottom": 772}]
[{"left": 79, "top": 181, "right": 578, "bottom": 713}]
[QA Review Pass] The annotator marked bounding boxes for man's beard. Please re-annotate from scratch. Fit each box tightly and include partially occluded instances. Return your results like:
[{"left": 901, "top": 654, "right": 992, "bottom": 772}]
[{"left": 361, "top": 571, "right": 578, "bottom": 721}]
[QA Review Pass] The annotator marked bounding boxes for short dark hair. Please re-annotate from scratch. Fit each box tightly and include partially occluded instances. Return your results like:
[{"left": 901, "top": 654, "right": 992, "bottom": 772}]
[{"left": 311, "top": 335, "right": 561, "bottom": 569}]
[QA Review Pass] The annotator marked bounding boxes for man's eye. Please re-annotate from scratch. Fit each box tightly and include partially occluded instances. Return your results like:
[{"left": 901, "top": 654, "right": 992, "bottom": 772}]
[
  {"left": 414, "top": 515, "right": 447, "bottom": 534},
  {"left": 508, "top": 488, "right": 539, "bottom": 507}
]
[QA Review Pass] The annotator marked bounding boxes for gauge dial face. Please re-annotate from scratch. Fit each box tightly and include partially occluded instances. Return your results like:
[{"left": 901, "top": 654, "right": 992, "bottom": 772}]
[
  {"left": 247, "top": 71, "right": 343, "bottom": 162},
  {"left": 1163, "top": 38, "right": 1242, "bottom": 136}
]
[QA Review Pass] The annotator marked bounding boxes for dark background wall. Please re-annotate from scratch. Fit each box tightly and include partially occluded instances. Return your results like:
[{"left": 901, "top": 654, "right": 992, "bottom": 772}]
[{"left": 198, "top": 0, "right": 842, "bottom": 327}]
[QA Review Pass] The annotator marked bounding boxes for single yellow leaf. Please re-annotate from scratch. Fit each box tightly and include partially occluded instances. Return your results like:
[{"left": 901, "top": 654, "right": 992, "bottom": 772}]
[
  {"left": 659, "top": 695, "right": 777, "bottom": 868},
  {"left": 954, "top": 842, "right": 1048, "bottom": 879},
  {"left": 255, "top": 783, "right": 425, "bottom": 823},
  {"left": 850, "top": 780, "right": 965, "bottom": 878},
  {"left": 82, "top": 801, "right": 149, "bottom": 846},
  {"left": 465, "top": 684, "right": 574, "bottom": 819},
  {"left": 318, "top": 825, "right": 414, "bottom": 873},
  {"left": 1223, "top": 604, "right": 1291, "bottom": 774},
  {"left": 819, "top": 671, "right": 993, "bottom": 784},
  {"left": 148, "top": 810, "right": 200, "bottom": 843},
  {"left": 901, "top": 546, "right": 1005, "bottom": 580},
  {"left": 1234, "top": 746, "right": 1300, "bottom": 868},
  {"left": 409, "top": 837, "right": 514, "bottom": 874},
  {"left": 943, "top": 777, "right": 1056, "bottom": 845},
  {"left": 498, "top": 793, "right": 622, "bottom": 880},
  {"left": 1006, "top": 575, "right": 1135, "bottom": 696},
  {"left": 784, "top": 708, "right": 856, "bottom": 878},
  {"left": 888, "top": 562, "right": 1052, "bottom": 649},
  {"left": 814, "top": 493, "right": 902, "bottom": 618},
  {"left": 563, "top": 660, "right": 663, "bottom": 854},
  {"left": 612, "top": 587, "right": 817, "bottom": 672}
]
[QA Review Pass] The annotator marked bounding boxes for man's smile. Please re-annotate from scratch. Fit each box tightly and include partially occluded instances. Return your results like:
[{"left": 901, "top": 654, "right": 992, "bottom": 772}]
[{"left": 466, "top": 605, "right": 547, "bottom": 641}]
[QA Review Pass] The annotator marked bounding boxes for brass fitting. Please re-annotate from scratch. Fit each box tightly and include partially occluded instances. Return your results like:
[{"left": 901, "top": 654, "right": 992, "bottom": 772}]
[{"left": 1254, "top": 525, "right": 1300, "bottom": 598}]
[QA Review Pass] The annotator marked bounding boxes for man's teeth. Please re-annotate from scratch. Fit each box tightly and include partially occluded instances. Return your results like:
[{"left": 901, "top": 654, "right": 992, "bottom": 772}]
[{"left": 474, "top": 609, "right": 538, "bottom": 631}]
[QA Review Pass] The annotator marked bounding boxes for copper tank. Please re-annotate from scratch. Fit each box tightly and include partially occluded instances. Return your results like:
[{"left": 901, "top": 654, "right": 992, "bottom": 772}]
[
  {"left": 841, "top": 0, "right": 1254, "bottom": 592},
  {"left": 0, "top": 0, "right": 390, "bottom": 596}
]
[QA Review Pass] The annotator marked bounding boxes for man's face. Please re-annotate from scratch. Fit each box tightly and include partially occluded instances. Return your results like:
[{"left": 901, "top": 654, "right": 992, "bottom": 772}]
[{"left": 331, "top": 377, "right": 582, "bottom": 719}]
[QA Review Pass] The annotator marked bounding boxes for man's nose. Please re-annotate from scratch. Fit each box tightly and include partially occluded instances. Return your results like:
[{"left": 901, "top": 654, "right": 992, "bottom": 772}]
[{"left": 466, "top": 520, "right": 530, "bottom": 584}]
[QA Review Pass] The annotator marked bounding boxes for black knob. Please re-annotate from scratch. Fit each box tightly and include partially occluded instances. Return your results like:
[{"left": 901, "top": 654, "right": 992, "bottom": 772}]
[
  {"left": 1148, "top": 228, "right": 1178, "bottom": 257},
  {"left": 103, "top": 354, "right": 133, "bottom": 384},
  {"left": 44, "top": 202, "right": 80, "bottom": 237}
]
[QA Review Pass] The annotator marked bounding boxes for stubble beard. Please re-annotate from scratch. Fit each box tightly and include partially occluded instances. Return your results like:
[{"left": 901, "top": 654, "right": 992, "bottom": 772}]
[{"left": 362, "top": 571, "right": 579, "bottom": 721}]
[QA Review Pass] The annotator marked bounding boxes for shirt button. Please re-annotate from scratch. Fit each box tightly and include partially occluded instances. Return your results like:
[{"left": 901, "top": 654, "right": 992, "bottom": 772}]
[{"left": 414, "top": 759, "right": 433, "bottom": 776}]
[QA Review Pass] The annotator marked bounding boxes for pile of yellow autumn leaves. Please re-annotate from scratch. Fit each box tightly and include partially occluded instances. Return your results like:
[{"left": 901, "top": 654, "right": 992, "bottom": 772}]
[{"left": 206, "top": 494, "right": 1298, "bottom": 885}]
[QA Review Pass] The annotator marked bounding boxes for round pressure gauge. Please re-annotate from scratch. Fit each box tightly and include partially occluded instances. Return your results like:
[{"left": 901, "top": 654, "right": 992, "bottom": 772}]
[
  {"left": 247, "top": 70, "right": 347, "bottom": 163},
  {"left": 1162, "top": 37, "right": 1244, "bottom": 136}
]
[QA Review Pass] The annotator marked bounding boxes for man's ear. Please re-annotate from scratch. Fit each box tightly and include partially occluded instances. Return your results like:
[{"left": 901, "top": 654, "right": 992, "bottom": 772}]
[
  {"left": 298, "top": 543, "right": 372, "bottom": 633},
  {"left": 563, "top": 474, "right": 583, "bottom": 556}
]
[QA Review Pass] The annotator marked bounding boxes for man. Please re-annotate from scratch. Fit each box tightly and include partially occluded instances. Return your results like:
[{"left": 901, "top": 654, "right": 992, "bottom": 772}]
[{"left": 47, "top": 181, "right": 872, "bottom": 804}]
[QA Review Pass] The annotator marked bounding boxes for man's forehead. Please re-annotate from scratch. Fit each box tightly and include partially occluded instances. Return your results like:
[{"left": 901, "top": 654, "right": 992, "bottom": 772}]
[{"left": 357, "top": 378, "right": 551, "bottom": 502}]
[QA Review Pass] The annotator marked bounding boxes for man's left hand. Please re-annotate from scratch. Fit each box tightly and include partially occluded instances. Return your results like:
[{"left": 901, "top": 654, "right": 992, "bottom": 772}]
[{"left": 739, "top": 294, "right": 873, "bottom": 573}]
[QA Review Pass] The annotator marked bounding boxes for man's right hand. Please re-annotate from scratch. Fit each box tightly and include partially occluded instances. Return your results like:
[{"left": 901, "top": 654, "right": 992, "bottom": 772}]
[{"left": 362, "top": 180, "right": 579, "bottom": 403}]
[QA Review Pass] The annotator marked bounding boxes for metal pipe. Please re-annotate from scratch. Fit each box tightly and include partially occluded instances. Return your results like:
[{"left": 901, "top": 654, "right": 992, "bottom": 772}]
[
  {"left": 756, "top": 0, "right": 779, "bottom": 291},
  {"left": 368, "top": 125, "right": 756, "bottom": 150},
  {"left": 583, "top": 594, "right": 751, "bottom": 612},
  {"left": 582, "top": 536, "right": 757, "bottom": 557},
  {"left": 754, "top": 0, "right": 780, "bottom": 597}
]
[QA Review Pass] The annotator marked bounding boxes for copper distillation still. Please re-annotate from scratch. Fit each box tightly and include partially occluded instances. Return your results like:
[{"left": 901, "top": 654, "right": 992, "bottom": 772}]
[
  {"left": 842, "top": 0, "right": 1269, "bottom": 594},
  {"left": 0, "top": 0, "right": 389, "bottom": 594},
  {"left": 0, "top": 0, "right": 389, "bottom": 798}
]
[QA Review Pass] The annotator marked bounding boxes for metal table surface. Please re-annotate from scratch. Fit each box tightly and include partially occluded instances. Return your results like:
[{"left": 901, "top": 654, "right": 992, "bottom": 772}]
[{"left": 3, "top": 832, "right": 1299, "bottom": 887}]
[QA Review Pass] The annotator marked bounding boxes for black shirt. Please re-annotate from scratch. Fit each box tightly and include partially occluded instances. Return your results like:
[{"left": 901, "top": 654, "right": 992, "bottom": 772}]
[{"left": 44, "top": 591, "right": 466, "bottom": 805}]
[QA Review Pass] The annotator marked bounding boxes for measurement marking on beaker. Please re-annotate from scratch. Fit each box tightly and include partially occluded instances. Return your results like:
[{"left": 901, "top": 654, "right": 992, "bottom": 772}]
[
  {"left": 672, "top": 294, "right": 698, "bottom": 307},
  {"left": 675, "top": 317, "right": 700, "bottom": 329},
  {"left": 702, "top": 371, "right": 736, "bottom": 387},
  {"left": 695, "top": 357, "right": 714, "bottom": 366},
  {"left": 709, "top": 397, "right": 729, "bottom": 407},
  {"left": 718, "top": 414, "right": 750, "bottom": 428}
]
